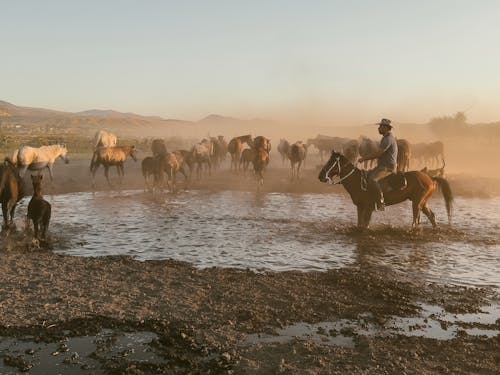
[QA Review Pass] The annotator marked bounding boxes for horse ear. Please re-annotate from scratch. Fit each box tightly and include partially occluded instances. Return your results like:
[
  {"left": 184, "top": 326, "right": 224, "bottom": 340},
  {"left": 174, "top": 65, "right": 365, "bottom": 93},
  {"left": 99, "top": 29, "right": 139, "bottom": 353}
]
[{"left": 331, "top": 148, "right": 335, "bottom": 154}]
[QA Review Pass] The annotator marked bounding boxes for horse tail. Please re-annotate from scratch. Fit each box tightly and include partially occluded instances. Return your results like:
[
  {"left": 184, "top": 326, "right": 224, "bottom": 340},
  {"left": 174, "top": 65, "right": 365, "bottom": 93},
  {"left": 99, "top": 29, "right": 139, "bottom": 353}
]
[
  {"left": 10, "top": 149, "right": 19, "bottom": 166},
  {"left": 433, "top": 177, "right": 453, "bottom": 223},
  {"left": 4, "top": 157, "right": 15, "bottom": 167}
]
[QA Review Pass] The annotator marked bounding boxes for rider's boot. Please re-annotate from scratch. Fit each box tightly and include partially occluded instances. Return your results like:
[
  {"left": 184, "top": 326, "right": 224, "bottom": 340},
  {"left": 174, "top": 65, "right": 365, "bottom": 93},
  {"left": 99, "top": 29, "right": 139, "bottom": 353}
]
[{"left": 373, "top": 181, "right": 385, "bottom": 211}]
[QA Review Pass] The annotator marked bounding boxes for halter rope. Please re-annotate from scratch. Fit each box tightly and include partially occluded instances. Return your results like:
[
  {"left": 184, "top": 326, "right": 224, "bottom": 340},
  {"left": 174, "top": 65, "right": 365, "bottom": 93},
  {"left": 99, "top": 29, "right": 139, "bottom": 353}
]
[{"left": 324, "top": 157, "right": 357, "bottom": 185}]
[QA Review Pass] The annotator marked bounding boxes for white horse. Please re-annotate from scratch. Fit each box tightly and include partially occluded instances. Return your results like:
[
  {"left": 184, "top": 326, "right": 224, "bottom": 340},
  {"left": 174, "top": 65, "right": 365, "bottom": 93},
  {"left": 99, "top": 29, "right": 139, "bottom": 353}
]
[
  {"left": 12, "top": 144, "right": 69, "bottom": 182},
  {"left": 94, "top": 130, "right": 117, "bottom": 149}
]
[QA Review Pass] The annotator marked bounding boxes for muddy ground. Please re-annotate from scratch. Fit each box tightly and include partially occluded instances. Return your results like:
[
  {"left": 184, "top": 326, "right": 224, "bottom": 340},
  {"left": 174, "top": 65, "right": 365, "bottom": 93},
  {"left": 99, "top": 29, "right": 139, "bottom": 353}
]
[{"left": 0, "top": 156, "right": 499, "bottom": 374}]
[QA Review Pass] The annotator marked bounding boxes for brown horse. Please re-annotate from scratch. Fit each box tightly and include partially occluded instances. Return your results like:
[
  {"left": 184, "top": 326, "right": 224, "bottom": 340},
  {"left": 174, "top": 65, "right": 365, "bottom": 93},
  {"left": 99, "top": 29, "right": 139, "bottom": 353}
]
[
  {"left": 396, "top": 138, "right": 411, "bottom": 172},
  {"left": 318, "top": 151, "right": 453, "bottom": 229},
  {"left": 253, "top": 147, "right": 269, "bottom": 190},
  {"left": 288, "top": 141, "right": 307, "bottom": 181},
  {"left": 141, "top": 156, "right": 157, "bottom": 192},
  {"left": 228, "top": 134, "right": 253, "bottom": 171},
  {"left": 239, "top": 148, "right": 256, "bottom": 176},
  {"left": 90, "top": 146, "right": 137, "bottom": 188},
  {"left": 253, "top": 136, "right": 271, "bottom": 153},
  {"left": 27, "top": 174, "right": 51, "bottom": 241},
  {"left": 158, "top": 151, "right": 191, "bottom": 192},
  {"left": 0, "top": 159, "right": 25, "bottom": 229},
  {"left": 151, "top": 139, "right": 167, "bottom": 158},
  {"left": 277, "top": 139, "right": 290, "bottom": 166}
]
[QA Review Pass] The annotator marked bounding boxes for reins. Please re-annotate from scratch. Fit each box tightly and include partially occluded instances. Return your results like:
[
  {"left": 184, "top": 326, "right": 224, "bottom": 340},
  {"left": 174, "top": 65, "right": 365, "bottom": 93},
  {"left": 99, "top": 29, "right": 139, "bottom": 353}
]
[{"left": 324, "top": 157, "right": 357, "bottom": 185}]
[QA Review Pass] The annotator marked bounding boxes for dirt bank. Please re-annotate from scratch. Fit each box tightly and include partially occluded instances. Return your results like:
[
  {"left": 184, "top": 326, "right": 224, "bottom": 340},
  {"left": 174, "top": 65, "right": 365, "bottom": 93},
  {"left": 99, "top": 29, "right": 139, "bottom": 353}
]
[{"left": 0, "top": 237, "right": 497, "bottom": 374}]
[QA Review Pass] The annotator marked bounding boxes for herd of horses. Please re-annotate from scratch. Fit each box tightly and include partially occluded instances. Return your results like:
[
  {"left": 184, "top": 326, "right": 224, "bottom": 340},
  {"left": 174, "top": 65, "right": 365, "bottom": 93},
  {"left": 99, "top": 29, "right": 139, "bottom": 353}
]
[
  {"left": 307, "top": 135, "right": 444, "bottom": 171},
  {"left": 0, "top": 129, "right": 455, "bottom": 243}
]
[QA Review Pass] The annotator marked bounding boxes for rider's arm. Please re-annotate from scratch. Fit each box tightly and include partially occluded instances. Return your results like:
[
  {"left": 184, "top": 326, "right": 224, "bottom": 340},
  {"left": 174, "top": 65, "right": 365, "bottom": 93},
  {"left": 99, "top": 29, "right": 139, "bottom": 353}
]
[{"left": 358, "top": 147, "right": 385, "bottom": 163}]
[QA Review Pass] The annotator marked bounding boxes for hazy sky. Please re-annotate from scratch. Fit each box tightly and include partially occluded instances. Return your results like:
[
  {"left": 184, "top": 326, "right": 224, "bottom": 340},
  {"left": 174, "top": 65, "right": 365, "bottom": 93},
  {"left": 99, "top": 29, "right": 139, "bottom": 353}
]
[{"left": 2, "top": 1, "right": 500, "bottom": 125}]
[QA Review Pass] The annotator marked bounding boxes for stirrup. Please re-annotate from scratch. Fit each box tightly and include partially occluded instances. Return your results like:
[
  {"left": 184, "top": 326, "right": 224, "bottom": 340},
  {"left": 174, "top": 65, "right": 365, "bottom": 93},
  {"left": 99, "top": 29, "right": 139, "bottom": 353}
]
[{"left": 375, "top": 199, "right": 385, "bottom": 211}]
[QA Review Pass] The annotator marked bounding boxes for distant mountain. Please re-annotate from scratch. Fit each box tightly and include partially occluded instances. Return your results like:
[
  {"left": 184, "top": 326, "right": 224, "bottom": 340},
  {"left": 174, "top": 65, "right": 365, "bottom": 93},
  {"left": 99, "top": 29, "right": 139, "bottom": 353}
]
[
  {"left": 197, "top": 114, "right": 240, "bottom": 124},
  {"left": 0, "top": 100, "right": 69, "bottom": 118},
  {"left": 76, "top": 109, "right": 165, "bottom": 121}
]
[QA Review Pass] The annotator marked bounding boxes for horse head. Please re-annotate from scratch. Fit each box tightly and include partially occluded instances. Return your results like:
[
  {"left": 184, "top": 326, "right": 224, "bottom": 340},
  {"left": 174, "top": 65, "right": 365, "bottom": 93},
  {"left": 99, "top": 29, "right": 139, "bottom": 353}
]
[
  {"left": 59, "top": 145, "right": 70, "bottom": 164},
  {"left": 318, "top": 150, "right": 350, "bottom": 183},
  {"left": 129, "top": 146, "right": 138, "bottom": 162}
]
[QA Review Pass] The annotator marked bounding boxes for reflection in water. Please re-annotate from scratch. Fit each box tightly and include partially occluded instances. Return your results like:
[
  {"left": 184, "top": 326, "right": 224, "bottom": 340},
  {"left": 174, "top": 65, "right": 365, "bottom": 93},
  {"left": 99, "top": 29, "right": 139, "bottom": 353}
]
[{"left": 12, "top": 190, "right": 500, "bottom": 290}]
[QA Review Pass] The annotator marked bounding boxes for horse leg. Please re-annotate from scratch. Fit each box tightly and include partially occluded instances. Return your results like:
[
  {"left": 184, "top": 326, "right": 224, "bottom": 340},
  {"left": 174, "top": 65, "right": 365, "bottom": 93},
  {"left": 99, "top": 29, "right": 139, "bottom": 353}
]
[
  {"left": 118, "top": 164, "right": 124, "bottom": 186},
  {"left": 8, "top": 200, "right": 17, "bottom": 228},
  {"left": 34, "top": 220, "right": 40, "bottom": 240},
  {"left": 91, "top": 163, "right": 100, "bottom": 189},
  {"left": 364, "top": 208, "right": 373, "bottom": 228},
  {"left": 179, "top": 167, "right": 188, "bottom": 190},
  {"left": 18, "top": 165, "right": 28, "bottom": 178},
  {"left": 172, "top": 170, "right": 177, "bottom": 193},
  {"left": 357, "top": 206, "right": 364, "bottom": 227},
  {"left": 422, "top": 203, "right": 437, "bottom": 228},
  {"left": 47, "top": 165, "right": 54, "bottom": 188},
  {"left": 297, "top": 161, "right": 302, "bottom": 180},
  {"left": 104, "top": 165, "right": 112, "bottom": 188},
  {"left": 411, "top": 200, "right": 422, "bottom": 228},
  {"left": 2, "top": 204, "right": 9, "bottom": 229}
]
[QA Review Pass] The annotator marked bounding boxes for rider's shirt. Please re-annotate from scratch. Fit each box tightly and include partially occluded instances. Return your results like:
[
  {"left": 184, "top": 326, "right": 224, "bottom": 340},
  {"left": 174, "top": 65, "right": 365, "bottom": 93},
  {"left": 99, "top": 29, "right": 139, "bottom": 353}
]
[{"left": 377, "top": 133, "right": 398, "bottom": 171}]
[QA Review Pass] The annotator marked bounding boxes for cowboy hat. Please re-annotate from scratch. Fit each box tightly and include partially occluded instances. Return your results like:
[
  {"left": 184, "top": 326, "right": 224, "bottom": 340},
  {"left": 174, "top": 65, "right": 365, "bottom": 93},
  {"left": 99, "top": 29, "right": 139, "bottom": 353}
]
[{"left": 375, "top": 118, "right": 393, "bottom": 128}]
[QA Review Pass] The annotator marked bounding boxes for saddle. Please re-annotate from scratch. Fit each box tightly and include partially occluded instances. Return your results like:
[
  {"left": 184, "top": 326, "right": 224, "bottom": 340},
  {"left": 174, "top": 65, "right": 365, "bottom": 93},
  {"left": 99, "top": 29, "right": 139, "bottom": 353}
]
[{"left": 360, "top": 170, "right": 407, "bottom": 193}]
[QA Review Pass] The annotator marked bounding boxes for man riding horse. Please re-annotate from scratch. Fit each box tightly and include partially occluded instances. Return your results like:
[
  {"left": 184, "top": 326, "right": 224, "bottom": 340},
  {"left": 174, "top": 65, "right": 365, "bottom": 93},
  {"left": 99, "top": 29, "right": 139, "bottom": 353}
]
[{"left": 357, "top": 118, "right": 398, "bottom": 211}]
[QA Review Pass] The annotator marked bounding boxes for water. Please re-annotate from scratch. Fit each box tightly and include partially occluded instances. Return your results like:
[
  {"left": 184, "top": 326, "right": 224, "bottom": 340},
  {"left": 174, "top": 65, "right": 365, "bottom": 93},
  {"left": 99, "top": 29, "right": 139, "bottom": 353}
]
[
  {"left": 15, "top": 190, "right": 500, "bottom": 290},
  {"left": 0, "top": 330, "right": 160, "bottom": 374}
]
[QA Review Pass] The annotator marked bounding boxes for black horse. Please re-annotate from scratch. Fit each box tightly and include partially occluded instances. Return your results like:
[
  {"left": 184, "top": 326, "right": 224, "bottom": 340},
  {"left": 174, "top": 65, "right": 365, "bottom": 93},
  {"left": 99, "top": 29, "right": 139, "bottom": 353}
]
[{"left": 27, "top": 174, "right": 51, "bottom": 241}]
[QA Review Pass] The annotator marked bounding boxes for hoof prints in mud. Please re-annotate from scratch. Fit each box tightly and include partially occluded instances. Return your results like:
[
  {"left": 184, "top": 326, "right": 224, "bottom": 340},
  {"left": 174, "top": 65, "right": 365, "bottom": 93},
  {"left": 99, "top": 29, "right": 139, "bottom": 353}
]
[{"left": 0, "top": 326, "right": 235, "bottom": 374}]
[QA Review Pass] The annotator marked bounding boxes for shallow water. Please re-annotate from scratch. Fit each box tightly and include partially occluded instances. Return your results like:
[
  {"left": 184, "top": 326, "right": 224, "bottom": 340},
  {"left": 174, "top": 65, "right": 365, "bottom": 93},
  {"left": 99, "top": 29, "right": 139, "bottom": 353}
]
[
  {"left": 0, "top": 330, "right": 159, "bottom": 374},
  {"left": 15, "top": 189, "right": 500, "bottom": 290}
]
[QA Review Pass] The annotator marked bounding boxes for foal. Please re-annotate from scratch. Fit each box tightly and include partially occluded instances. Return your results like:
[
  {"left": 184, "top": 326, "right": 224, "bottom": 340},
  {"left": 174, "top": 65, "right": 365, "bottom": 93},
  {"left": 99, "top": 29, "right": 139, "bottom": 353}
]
[{"left": 27, "top": 175, "right": 51, "bottom": 241}]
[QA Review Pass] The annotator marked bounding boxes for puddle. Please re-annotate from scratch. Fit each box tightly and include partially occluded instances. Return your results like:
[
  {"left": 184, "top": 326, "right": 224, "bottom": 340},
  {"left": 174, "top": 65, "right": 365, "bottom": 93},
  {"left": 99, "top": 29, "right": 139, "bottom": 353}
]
[
  {"left": 244, "top": 303, "right": 500, "bottom": 347},
  {"left": 0, "top": 330, "right": 160, "bottom": 374}
]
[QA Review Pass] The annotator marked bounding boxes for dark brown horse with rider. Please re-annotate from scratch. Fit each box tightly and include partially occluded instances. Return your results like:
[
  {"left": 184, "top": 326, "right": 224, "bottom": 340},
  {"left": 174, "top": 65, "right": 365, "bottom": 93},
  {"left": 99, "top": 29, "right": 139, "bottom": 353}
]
[{"left": 318, "top": 150, "right": 453, "bottom": 229}]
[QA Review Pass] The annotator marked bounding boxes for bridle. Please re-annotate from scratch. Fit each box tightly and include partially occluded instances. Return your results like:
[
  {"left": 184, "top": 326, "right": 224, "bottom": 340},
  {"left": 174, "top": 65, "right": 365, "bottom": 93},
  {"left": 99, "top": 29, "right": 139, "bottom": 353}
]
[{"left": 323, "top": 156, "right": 357, "bottom": 185}]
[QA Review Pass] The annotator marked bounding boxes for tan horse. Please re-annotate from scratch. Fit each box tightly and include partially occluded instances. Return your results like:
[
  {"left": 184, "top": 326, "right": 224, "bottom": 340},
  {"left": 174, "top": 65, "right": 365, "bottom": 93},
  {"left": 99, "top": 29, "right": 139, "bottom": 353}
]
[
  {"left": 192, "top": 143, "right": 212, "bottom": 180},
  {"left": 396, "top": 139, "right": 411, "bottom": 172},
  {"left": 94, "top": 130, "right": 117, "bottom": 149},
  {"left": 90, "top": 146, "right": 137, "bottom": 188},
  {"left": 12, "top": 144, "right": 69, "bottom": 183}
]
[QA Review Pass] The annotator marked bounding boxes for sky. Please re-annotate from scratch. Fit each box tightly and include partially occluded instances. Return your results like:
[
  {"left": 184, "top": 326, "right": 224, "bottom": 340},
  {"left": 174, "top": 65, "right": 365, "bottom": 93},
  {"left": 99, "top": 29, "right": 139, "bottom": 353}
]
[{"left": 2, "top": 1, "right": 500, "bottom": 125}]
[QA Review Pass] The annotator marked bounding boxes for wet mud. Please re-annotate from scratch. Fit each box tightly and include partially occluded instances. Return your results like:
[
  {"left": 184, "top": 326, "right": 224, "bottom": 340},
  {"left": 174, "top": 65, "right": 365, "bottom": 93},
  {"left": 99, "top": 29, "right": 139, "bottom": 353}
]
[{"left": 0, "top": 156, "right": 498, "bottom": 374}]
